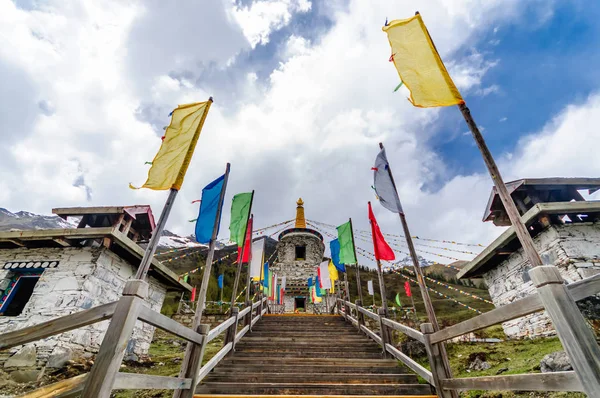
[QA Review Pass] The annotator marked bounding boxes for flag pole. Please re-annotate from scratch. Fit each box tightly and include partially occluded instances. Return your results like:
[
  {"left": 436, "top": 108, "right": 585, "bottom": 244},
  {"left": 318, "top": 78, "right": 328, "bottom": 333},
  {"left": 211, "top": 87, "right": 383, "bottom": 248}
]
[
  {"left": 135, "top": 188, "right": 178, "bottom": 280},
  {"left": 244, "top": 214, "right": 254, "bottom": 304},
  {"left": 348, "top": 218, "right": 364, "bottom": 304},
  {"left": 378, "top": 143, "right": 439, "bottom": 329},
  {"left": 175, "top": 163, "right": 230, "bottom": 396},
  {"left": 413, "top": 10, "right": 543, "bottom": 269},
  {"left": 458, "top": 103, "right": 542, "bottom": 267},
  {"left": 230, "top": 192, "right": 254, "bottom": 309},
  {"left": 375, "top": 259, "right": 388, "bottom": 315},
  {"left": 258, "top": 238, "right": 266, "bottom": 304}
]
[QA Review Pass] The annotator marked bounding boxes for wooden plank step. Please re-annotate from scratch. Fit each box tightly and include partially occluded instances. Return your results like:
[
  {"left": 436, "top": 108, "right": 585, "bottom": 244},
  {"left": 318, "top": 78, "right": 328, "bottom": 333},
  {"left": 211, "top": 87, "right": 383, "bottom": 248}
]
[
  {"left": 203, "top": 373, "right": 419, "bottom": 384},
  {"left": 195, "top": 382, "right": 433, "bottom": 395},
  {"left": 194, "top": 395, "right": 437, "bottom": 398},
  {"left": 234, "top": 346, "right": 383, "bottom": 354},
  {"left": 231, "top": 351, "right": 384, "bottom": 359},
  {"left": 221, "top": 357, "right": 399, "bottom": 366},
  {"left": 235, "top": 342, "right": 382, "bottom": 349},
  {"left": 211, "top": 365, "right": 407, "bottom": 374},
  {"left": 241, "top": 337, "right": 369, "bottom": 343}
]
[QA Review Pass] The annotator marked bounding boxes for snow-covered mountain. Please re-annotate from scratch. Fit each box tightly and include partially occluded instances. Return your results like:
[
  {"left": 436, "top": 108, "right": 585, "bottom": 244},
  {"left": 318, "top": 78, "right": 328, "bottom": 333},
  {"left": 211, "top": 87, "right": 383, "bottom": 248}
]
[
  {"left": 0, "top": 208, "right": 201, "bottom": 250},
  {"left": 394, "top": 255, "right": 437, "bottom": 268}
]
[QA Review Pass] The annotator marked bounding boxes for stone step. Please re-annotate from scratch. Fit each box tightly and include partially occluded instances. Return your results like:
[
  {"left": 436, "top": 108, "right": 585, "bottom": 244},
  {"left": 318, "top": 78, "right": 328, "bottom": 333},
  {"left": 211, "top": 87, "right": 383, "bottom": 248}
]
[
  {"left": 195, "top": 382, "right": 433, "bottom": 395},
  {"left": 211, "top": 365, "right": 405, "bottom": 374},
  {"left": 203, "top": 372, "right": 419, "bottom": 384}
]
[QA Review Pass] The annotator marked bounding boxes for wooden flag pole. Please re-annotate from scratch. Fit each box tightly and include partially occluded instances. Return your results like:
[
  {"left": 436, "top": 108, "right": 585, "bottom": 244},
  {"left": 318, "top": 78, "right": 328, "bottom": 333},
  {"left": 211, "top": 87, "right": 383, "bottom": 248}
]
[
  {"left": 458, "top": 103, "right": 542, "bottom": 267},
  {"left": 348, "top": 218, "right": 364, "bottom": 304},
  {"left": 375, "top": 259, "right": 388, "bottom": 315},
  {"left": 230, "top": 191, "right": 254, "bottom": 309},
  {"left": 258, "top": 238, "right": 266, "bottom": 304},
  {"left": 175, "top": 163, "right": 230, "bottom": 397},
  {"left": 135, "top": 188, "right": 178, "bottom": 280}
]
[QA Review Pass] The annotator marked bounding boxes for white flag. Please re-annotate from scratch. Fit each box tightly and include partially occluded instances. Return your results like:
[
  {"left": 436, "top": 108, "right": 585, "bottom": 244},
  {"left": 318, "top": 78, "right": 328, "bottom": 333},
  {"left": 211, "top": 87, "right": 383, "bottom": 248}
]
[
  {"left": 373, "top": 148, "right": 403, "bottom": 213},
  {"left": 319, "top": 260, "right": 331, "bottom": 289},
  {"left": 367, "top": 280, "right": 374, "bottom": 296},
  {"left": 281, "top": 276, "right": 286, "bottom": 290},
  {"left": 249, "top": 238, "right": 265, "bottom": 279}
]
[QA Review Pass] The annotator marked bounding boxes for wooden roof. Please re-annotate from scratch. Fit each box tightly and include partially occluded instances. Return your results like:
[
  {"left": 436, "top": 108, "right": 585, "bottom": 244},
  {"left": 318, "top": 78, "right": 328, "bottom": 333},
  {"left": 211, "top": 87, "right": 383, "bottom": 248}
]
[
  {"left": 0, "top": 227, "right": 190, "bottom": 292},
  {"left": 483, "top": 178, "right": 600, "bottom": 226},
  {"left": 458, "top": 201, "right": 600, "bottom": 279}
]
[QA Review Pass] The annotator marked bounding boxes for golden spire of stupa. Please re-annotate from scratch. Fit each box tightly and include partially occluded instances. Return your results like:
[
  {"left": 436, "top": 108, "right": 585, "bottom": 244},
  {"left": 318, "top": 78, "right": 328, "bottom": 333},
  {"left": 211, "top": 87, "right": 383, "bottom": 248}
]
[{"left": 295, "top": 198, "right": 306, "bottom": 228}]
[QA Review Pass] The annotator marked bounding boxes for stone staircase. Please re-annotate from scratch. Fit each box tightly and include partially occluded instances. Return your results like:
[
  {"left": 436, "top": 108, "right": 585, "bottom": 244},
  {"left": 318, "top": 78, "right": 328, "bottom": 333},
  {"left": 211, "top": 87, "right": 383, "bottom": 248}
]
[{"left": 195, "top": 314, "right": 436, "bottom": 397}]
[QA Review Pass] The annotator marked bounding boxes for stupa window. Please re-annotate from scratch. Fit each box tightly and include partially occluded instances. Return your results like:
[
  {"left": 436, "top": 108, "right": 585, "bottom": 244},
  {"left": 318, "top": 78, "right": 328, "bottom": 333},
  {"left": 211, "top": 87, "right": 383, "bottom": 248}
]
[{"left": 295, "top": 246, "right": 306, "bottom": 261}]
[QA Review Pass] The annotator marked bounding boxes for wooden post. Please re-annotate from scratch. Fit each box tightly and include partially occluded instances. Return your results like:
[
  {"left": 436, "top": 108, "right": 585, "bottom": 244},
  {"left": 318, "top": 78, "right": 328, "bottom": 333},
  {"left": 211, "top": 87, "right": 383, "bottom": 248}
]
[
  {"left": 349, "top": 218, "right": 364, "bottom": 304},
  {"left": 529, "top": 266, "right": 600, "bottom": 396},
  {"left": 421, "top": 323, "right": 458, "bottom": 398},
  {"left": 175, "top": 324, "right": 210, "bottom": 398},
  {"left": 458, "top": 103, "right": 542, "bottom": 268},
  {"left": 230, "top": 192, "right": 254, "bottom": 308},
  {"left": 224, "top": 307, "right": 239, "bottom": 352},
  {"left": 244, "top": 215, "right": 255, "bottom": 305},
  {"left": 376, "top": 259, "right": 388, "bottom": 315},
  {"left": 378, "top": 308, "right": 391, "bottom": 358},
  {"left": 81, "top": 280, "right": 148, "bottom": 398},
  {"left": 343, "top": 271, "right": 350, "bottom": 302},
  {"left": 355, "top": 300, "right": 365, "bottom": 329},
  {"left": 135, "top": 188, "right": 178, "bottom": 280},
  {"left": 176, "top": 164, "right": 230, "bottom": 391}
]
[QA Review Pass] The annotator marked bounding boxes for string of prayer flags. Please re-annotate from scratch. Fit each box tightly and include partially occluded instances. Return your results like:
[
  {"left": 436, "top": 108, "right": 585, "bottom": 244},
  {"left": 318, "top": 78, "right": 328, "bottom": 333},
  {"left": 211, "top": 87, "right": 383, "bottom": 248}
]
[
  {"left": 395, "top": 292, "right": 402, "bottom": 307},
  {"left": 195, "top": 173, "right": 226, "bottom": 244},
  {"left": 404, "top": 281, "right": 412, "bottom": 297},
  {"left": 329, "top": 239, "right": 345, "bottom": 272},
  {"left": 250, "top": 237, "right": 265, "bottom": 280},
  {"left": 236, "top": 216, "right": 253, "bottom": 263},
  {"left": 373, "top": 148, "right": 403, "bottom": 213},
  {"left": 229, "top": 193, "right": 252, "bottom": 247},
  {"left": 368, "top": 201, "right": 395, "bottom": 261},
  {"left": 336, "top": 222, "right": 357, "bottom": 265},
  {"left": 382, "top": 14, "right": 463, "bottom": 108},
  {"left": 130, "top": 101, "right": 212, "bottom": 190},
  {"left": 368, "top": 280, "right": 374, "bottom": 296}
]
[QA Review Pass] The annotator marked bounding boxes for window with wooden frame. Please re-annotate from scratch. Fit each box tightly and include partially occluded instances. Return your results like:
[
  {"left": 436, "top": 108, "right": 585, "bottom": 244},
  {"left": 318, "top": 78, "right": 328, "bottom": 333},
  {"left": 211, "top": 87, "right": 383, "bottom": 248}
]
[{"left": 0, "top": 270, "right": 43, "bottom": 316}]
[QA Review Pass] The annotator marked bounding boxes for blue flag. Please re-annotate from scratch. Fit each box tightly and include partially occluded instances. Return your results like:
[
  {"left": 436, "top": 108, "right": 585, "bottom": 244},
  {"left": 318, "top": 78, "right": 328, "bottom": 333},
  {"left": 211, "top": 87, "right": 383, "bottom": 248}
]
[
  {"left": 330, "top": 239, "right": 346, "bottom": 272},
  {"left": 195, "top": 174, "right": 226, "bottom": 244},
  {"left": 315, "top": 276, "right": 322, "bottom": 297},
  {"left": 217, "top": 274, "right": 223, "bottom": 289},
  {"left": 307, "top": 276, "right": 313, "bottom": 288},
  {"left": 263, "top": 263, "right": 269, "bottom": 288}
]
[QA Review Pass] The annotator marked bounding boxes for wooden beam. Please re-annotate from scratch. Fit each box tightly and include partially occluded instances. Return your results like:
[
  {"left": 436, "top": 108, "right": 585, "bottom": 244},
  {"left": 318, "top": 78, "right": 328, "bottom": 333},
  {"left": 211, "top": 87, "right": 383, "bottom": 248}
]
[
  {"left": 53, "top": 238, "right": 73, "bottom": 247},
  {"left": 441, "top": 371, "right": 583, "bottom": 392},
  {"left": 114, "top": 373, "right": 191, "bottom": 390},
  {"left": 381, "top": 317, "right": 425, "bottom": 343},
  {"left": 137, "top": 306, "right": 204, "bottom": 345},
  {"left": 53, "top": 207, "right": 125, "bottom": 217},
  {"left": 385, "top": 343, "right": 434, "bottom": 386},
  {"left": 0, "top": 302, "right": 117, "bottom": 350},
  {"left": 0, "top": 227, "right": 114, "bottom": 242},
  {"left": 196, "top": 342, "right": 232, "bottom": 383},
  {"left": 206, "top": 316, "right": 236, "bottom": 343}
]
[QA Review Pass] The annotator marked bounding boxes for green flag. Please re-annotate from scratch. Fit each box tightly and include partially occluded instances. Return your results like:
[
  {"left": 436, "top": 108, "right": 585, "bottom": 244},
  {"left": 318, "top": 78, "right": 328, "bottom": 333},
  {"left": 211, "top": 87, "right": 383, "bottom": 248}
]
[
  {"left": 229, "top": 192, "right": 252, "bottom": 246},
  {"left": 336, "top": 221, "right": 357, "bottom": 264},
  {"left": 395, "top": 292, "right": 402, "bottom": 307}
]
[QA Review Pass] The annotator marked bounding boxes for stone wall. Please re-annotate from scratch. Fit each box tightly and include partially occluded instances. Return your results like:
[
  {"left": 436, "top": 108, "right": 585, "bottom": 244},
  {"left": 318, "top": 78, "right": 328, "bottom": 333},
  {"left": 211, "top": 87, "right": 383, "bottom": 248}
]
[
  {"left": 0, "top": 246, "right": 166, "bottom": 379},
  {"left": 172, "top": 313, "right": 229, "bottom": 329},
  {"left": 483, "top": 222, "right": 600, "bottom": 338}
]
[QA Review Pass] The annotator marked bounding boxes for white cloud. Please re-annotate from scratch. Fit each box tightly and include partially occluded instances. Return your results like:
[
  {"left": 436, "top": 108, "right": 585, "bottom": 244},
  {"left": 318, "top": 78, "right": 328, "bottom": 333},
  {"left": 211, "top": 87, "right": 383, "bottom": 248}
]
[{"left": 0, "top": 0, "right": 579, "bottom": 268}]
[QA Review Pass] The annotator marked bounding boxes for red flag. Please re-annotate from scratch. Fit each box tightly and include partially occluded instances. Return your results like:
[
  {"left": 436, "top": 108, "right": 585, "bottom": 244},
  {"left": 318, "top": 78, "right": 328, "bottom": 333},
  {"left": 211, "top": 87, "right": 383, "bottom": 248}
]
[
  {"left": 404, "top": 281, "right": 412, "bottom": 297},
  {"left": 368, "top": 202, "right": 395, "bottom": 261},
  {"left": 236, "top": 216, "right": 253, "bottom": 263},
  {"left": 191, "top": 287, "right": 196, "bottom": 302}
]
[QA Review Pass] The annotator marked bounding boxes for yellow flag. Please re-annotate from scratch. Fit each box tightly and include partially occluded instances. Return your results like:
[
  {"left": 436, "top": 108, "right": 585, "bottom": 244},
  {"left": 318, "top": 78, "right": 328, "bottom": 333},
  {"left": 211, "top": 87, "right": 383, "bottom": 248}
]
[
  {"left": 382, "top": 15, "right": 463, "bottom": 108},
  {"left": 130, "top": 100, "right": 212, "bottom": 190},
  {"left": 328, "top": 260, "right": 338, "bottom": 293}
]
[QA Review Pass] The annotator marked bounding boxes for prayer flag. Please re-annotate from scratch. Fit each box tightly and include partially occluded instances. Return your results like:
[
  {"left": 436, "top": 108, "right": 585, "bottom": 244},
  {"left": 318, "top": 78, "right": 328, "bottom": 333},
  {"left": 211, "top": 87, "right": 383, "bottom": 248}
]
[
  {"left": 281, "top": 276, "right": 286, "bottom": 290},
  {"left": 195, "top": 173, "right": 226, "bottom": 244},
  {"left": 250, "top": 238, "right": 265, "bottom": 280},
  {"left": 263, "top": 263, "right": 269, "bottom": 288},
  {"left": 217, "top": 274, "right": 224, "bottom": 289},
  {"left": 130, "top": 101, "right": 212, "bottom": 190},
  {"left": 183, "top": 274, "right": 189, "bottom": 283},
  {"left": 395, "top": 292, "right": 402, "bottom": 307},
  {"left": 328, "top": 261, "right": 338, "bottom": 294},
  {"left": 368, "top": 280, "right": 374, "bottom": 296},
  {"left": 336, "top": 222, "right": 357, "bottom": 265},
  {"left": 329, "top": 239, "right": 345, "bottom": 272},
  {"left": 236, "top": 217, "right": 253, "bottom": 263},
  {"left": 307, "top": 276, "right": 314, "bottom": 288},
  {"left": 229, "top": 193, "right": 252, "bottom": 246},
  {"left": 404, "top": 281, "right": 412, "bottom": 297},
  {"left": 315, "top": 276, "right": 322, "bottom": 297},
  {"left": 382, "top": 15, "right": 463, "bottom": 108},
  {"left": 368, "top": 202, "right": 395, "bottom": 261},
  {"left": 373, "top": 148, "right": 403, "bottom": 214},
  {"left": 191, "top": 287, "right": 196, "bottom": 302},
  {"left": 318, "top": 260, "right": 332, "bottom": 289}
]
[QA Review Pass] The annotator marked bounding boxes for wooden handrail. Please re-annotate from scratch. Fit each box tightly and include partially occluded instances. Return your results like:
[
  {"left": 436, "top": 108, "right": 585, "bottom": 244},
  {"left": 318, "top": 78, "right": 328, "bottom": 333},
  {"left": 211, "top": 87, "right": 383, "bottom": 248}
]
[
  {"left": 0, "top": 301, "right": 117, "bottom": 350},
  {"left": 360, "top": 324, "right": 382, "bottom": 345},
  {"left": 381, "top": 318, "right": 425, "bottom": 344},
  {"left": 196, "top": 342, "right": 233, "bottom": 382},
  {"left": 385, "top": 344, "right": 434, "bottom": 386},
  {"left": 137, "top": 306, "right": 204, "bottom": 345},
  {"left": 357, "top": 305, "right": 379, "bottom": 321},
  {"left": 206, "top": 316, "right": 236, "bottom": 343},
  {"left": 238, "top": 305, "right": 252, "bottom": 319},
  {"left": 235, "top": 325, "right": 250, "bottom": 343},
  {"left": 430, "top": 272, "right": 600, "bottom": 344},
  {"left": 441, "top": 371, "right": 583, "bottom": 392}
]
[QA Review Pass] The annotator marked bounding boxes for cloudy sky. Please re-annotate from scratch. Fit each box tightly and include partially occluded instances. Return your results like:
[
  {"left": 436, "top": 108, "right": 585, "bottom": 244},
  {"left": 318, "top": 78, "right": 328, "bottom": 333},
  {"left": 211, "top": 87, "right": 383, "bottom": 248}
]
[{"left": 1, "top": 0, "right": 600, "bottom": 266}]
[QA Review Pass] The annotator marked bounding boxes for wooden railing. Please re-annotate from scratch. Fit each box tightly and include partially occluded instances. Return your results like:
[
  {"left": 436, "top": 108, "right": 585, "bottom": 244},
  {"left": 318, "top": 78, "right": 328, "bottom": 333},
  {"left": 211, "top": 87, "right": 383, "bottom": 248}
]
[
  {"left": 0, "top": 279, "right": 269, "bottom": 398},
  {"left": 337, "top": 265, "right": 600, "bottom": 398}
]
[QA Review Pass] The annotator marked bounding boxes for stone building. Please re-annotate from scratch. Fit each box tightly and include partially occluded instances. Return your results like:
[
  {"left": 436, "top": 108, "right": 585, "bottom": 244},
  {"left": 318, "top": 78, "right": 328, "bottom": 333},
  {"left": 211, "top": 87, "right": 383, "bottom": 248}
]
[
  {"left": 0, "top": 206, "right": 190, "bottom": 375},
  {"left": 270, "top": 199, "right": 329, "bottom": 312},
  {"left": 458, "top": 178, "right": 600, "bottom": 338}
]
